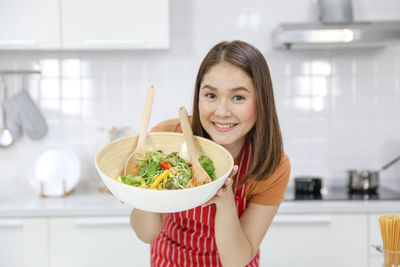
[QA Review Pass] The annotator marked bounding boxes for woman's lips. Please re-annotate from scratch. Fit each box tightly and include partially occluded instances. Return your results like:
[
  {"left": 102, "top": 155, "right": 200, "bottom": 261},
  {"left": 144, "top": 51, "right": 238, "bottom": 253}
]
[{"left": 212, "top": 122, "right": 237, "bottom": 132}]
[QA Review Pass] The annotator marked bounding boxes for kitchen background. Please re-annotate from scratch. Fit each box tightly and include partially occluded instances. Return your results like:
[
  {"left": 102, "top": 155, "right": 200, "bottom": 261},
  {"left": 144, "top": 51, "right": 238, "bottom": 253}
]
[{"left": 1, "top": 0, "right": 400, "bottom": 191}]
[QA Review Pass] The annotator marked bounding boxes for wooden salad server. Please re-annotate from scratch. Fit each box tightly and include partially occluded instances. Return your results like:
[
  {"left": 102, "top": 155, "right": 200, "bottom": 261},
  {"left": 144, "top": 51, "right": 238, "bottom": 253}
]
[
  {"left": 178, "top": 106, "right": 211, "bottom": 187},
  {"left": 124, "top": 85, "right": 155, "bottom": 176}
]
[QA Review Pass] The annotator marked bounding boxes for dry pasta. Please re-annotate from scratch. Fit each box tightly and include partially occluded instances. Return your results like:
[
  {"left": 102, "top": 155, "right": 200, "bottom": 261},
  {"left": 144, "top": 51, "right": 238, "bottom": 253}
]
[{"left": 379, "top": 214, "right": 400, "bottom": 266}]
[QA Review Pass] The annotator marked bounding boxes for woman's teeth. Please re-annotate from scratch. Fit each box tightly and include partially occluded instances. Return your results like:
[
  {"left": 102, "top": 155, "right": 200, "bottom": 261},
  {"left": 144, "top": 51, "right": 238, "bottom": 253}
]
[{"left": 214, "top": 123, "right": 236, "bottom": 128}]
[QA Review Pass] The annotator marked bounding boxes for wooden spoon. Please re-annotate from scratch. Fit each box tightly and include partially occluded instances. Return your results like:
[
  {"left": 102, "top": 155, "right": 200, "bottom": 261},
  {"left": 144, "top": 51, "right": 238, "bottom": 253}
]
[
  {"left": 178, "top": 106, "right": 211, "bottom": 187},
  {"left": 124, "top": 85, "right": 155, "bottom": 176}
]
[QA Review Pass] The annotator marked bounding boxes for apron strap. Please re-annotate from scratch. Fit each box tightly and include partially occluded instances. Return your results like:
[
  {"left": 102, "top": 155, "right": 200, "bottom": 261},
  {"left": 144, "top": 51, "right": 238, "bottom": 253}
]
[{"left": 234, "top": 136, "right": 252, "bottom": 195}]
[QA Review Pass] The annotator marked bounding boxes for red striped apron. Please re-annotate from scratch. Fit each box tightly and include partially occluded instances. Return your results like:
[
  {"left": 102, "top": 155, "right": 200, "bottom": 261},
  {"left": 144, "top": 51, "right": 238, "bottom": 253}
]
[{"left": 151, "top": 137, "right": 260, "bottom": 266}]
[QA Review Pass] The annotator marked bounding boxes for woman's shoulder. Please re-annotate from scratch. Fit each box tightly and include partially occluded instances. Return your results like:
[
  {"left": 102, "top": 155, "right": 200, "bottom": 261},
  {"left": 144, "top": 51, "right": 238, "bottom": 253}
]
[
  {"left": 151, "top": 118, "right": 183, "bottom": 133},
  {"left": 259, "top": 153, "right": 290, "bottom": 184},
  {"left": 278, "top": 153, "right": 290, "bottom": 173}
]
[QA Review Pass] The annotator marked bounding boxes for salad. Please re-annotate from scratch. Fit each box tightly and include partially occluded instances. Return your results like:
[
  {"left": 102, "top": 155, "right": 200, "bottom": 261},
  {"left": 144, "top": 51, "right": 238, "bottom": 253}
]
[{"left": 116, "top": 151, "right": 216, "bottom": 190}]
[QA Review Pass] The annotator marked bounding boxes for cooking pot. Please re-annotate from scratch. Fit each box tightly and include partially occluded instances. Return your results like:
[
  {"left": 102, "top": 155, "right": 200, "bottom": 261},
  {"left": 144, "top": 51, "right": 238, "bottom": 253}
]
[
  {"left": 294, "top": 176, "right": 322, "bottom": 193},
  {"left": 347, "top": 155, "right": 400, "bottom": 192}
]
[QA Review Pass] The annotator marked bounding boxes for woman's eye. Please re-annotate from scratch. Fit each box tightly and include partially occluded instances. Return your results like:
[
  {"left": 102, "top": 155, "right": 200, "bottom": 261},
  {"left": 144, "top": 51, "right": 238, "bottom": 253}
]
[
  {"left": 233, "top": 95, "right": 244, "bottom": 101},
  {"left": 206, "top": 93, "right": 216, "bottom": 99}
]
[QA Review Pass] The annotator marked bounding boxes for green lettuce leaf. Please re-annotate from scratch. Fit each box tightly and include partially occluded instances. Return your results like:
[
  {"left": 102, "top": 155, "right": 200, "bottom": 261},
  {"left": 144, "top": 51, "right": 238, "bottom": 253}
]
[{"left": 199, "top": 155, "right": 216, "bottom": 180}]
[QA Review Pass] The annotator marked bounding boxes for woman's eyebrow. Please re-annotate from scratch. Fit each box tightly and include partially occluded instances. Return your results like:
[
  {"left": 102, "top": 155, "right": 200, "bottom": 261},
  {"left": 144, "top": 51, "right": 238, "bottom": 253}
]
[
  {"left": 231, "top": 87, "right": 249, "bottom": 93},
  {"left": 201, "top": 84, "right": 217, "bottom": 90},
  {"left": 201, "top": 85, "right": 249, "bottom": 93}
]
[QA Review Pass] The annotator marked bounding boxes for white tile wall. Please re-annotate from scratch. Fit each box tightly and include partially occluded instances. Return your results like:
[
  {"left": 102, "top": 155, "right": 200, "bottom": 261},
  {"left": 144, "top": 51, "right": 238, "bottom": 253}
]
[{"left": 1, "top": 0, "right": 400, "bottom": 190}]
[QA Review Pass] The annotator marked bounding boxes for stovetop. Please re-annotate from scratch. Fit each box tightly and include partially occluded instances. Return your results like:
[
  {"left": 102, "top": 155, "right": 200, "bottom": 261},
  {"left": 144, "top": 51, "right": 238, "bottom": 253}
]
[{"left": 284, "top": 186, "right": 400, "bottom": 201}]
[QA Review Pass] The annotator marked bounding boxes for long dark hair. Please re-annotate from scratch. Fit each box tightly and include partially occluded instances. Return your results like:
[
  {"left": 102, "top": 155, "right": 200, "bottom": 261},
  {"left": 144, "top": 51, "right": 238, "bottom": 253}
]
[{"left": 192, "top": 40, "right": 283, "bottom": 184}]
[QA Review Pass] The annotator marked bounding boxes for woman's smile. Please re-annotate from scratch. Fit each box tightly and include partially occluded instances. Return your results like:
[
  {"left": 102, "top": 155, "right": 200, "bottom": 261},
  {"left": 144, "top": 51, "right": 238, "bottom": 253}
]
[{"left": 212, "top": 121, "right": 238, "bottom": 131}]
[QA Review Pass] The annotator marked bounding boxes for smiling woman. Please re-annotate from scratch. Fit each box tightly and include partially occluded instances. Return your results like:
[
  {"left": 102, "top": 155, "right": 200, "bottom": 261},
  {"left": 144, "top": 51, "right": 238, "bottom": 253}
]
[
  {"left": 198, "top": 62, "right": 257, "bottom": 158},
  {"left": 130, "top": 40, "right": 290, "bottom": 267}
]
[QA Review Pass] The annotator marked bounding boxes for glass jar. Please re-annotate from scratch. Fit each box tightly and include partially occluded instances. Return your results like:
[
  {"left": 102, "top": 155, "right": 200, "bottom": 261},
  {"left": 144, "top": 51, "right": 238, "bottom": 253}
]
[{"left": 383, "top": 249, "right": 400, "bottom": 267}]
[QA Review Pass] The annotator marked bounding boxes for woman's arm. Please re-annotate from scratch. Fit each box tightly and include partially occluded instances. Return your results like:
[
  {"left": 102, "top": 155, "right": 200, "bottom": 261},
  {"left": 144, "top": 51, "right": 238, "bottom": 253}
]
[
  {"left": 204, "top": 168, "right": 279, "bottom": 267},
  {"left": 215, "top": 186, "right": 279, "bottom": 266},
  {"left": 130, "top": 209, "right": 166, "bottom": 244},
  {"left": 215, "top": 198, "right": 278, "bottom": 266}
]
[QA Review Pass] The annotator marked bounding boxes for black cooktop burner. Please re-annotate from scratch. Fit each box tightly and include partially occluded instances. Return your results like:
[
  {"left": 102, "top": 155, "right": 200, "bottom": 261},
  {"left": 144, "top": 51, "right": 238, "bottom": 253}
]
[{"left": 284, "top": 186, "right": 400, "bottom": 201}]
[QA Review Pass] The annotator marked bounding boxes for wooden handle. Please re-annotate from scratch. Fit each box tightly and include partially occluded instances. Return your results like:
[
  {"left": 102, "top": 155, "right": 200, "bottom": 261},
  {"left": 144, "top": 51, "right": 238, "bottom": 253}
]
[
  {"left": 178, "top": 106, "right": 199, "bottom": 161},
  {"left": 179, "top": 106, "right": 212, "bottom": 185},
  {"left": 136, "top": 85, "right": 155, "bottom": 154}
]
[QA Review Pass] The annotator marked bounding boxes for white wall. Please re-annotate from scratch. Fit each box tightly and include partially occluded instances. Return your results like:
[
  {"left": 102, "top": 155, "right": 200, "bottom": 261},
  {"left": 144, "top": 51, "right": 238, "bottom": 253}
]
[{"left": 1, "top": 0, "right": 400, "bottom": 190}]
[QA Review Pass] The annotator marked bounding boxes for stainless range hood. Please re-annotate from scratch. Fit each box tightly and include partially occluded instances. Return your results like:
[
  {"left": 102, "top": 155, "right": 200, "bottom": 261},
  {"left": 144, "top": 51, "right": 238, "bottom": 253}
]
[{"left": 273, "top": 0, "right": 400, "bottom": 49}]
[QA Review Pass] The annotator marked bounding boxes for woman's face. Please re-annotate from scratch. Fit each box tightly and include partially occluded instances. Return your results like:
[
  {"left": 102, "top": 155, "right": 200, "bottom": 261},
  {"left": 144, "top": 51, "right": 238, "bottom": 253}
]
[{"left": 198, "top": 62, "right": 257, "bottom": 155}]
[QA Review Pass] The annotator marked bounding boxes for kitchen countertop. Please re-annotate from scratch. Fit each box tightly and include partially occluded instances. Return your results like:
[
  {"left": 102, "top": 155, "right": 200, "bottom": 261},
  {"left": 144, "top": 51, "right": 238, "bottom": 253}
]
[{"left": 1, "top": 180, "right": 399, "bottom": 218}]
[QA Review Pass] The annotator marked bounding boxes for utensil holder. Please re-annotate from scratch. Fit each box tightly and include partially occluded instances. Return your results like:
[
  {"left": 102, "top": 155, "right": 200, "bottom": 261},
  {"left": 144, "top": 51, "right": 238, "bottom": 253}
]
[{"left": 39, "top": 180, "right": 68, "bottom": 197}]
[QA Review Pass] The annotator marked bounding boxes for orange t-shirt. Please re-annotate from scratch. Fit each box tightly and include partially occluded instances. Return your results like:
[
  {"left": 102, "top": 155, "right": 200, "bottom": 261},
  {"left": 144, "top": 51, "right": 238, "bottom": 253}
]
[{"left": 151, "top": 118, "right": 291, "bottom": 206}]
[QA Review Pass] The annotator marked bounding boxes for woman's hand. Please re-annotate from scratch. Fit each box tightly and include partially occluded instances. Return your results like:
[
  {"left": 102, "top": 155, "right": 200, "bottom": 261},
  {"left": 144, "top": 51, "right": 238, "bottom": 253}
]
[{"left": 202, "top": 165, "right": 238, "bottom": 208}]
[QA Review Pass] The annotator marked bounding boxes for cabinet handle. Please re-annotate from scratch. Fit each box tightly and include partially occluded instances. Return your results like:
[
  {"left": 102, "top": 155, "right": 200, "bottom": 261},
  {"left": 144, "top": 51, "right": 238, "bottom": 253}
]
[
  {"left": 0, "top": 40, "right": 37, "bottom": 46},
  {"left": 273, "top": 215, "right": 332, "bottom": 224},
  {"left": 0, "top": 220, "right": 23, "bottom": 228},
  {"left": 74, "top": 217, "right": 130, "bottom": 227},
  {"left": 84, "top": 40, "right": 146, "bottom": 48}
]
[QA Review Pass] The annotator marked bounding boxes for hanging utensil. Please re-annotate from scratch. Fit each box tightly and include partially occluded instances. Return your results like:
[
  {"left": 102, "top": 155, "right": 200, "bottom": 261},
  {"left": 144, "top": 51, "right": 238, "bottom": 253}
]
[
  {"left": 124, "top": 85, "right": 155, "bottom": 176},
  {"left": 0, "top": 81, "right": 14, "bottom": 147},
  {"left": 178, "top": 106, "right": 211, "bottom": 187}
]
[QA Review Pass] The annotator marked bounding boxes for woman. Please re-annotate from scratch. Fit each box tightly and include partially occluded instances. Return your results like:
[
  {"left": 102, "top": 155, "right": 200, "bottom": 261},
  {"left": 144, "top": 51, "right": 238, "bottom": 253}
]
[{"left": 130, "top": 40, "right": 290, "bottom": 267}]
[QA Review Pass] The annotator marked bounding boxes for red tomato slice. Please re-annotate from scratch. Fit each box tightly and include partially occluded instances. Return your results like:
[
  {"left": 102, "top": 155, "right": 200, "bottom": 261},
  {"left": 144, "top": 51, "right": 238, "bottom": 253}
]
[{"left": 160, "top": 161, "right": 171, "bottom": 170}]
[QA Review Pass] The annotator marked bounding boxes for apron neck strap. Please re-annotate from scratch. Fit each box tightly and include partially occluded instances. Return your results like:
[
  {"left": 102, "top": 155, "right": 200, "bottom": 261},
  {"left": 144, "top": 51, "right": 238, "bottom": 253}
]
[{"left": 233, "top": 136, "right": 252, "bottom": 193}]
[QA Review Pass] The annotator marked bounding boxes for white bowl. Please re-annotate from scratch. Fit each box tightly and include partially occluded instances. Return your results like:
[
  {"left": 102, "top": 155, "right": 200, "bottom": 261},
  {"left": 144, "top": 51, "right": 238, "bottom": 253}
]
[{"left": 95, "top": 132, "right": 233, "bottom": 213}]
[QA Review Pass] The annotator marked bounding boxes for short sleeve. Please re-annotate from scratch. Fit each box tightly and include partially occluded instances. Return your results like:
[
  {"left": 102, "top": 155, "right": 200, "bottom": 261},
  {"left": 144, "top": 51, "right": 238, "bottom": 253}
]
[
  {"left": 151, "top": 118, "right": 182, "bottom": 133},
  {"left": 246, "top": 154, "right": 291, "bottom": 206}
]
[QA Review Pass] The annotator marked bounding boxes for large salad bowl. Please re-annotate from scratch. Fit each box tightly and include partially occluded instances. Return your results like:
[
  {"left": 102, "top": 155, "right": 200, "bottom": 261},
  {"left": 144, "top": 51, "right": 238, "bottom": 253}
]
[{"left": 95, "top": 132, "right": 234, "bottom": 213}]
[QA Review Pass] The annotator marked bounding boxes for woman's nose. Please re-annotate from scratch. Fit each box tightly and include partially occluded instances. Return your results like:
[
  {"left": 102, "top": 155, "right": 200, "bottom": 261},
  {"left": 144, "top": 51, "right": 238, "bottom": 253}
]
[{"left": 214, "top": 100, "right": 231, "bottom": 117}]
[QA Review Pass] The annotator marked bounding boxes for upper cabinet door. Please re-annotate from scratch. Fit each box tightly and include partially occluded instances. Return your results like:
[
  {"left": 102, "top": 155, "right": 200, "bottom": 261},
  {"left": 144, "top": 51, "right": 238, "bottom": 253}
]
[
  {"left": 61, "top": 0, "right": 170, "bottom": 50},
  {"left": 0, "top": 0, "right": 60, "bottom": 49}
]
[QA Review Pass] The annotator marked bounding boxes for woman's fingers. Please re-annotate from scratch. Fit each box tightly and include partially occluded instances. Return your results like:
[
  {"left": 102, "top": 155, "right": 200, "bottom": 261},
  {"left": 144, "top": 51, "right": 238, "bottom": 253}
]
[
  {"left": 216, "top": 188, "right": 225, "bottom": 197},
  {"left": 230, "top": 165, "right": 238, "bottom": 178},
  {"left": 201, "top": 165, "right": 237, "bottom": 207},
  {"left": 224, "top": 177, "right": 233, "bottom": 186}
]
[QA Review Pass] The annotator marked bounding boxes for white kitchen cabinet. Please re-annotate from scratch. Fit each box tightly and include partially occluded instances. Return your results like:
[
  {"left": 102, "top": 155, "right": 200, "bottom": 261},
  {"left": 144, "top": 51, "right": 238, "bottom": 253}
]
[
  {"left": 0, "top": 218, "right": 48, "bottom": 267},
  {"left": 0, "top": 0, "right": 60, "bottom": 49},
  {"left": 48, "top": 216, "right": 150, "bottom": 267},
  {"left": 0, "top": 0, "right": 169, "bottom": 50},
  {"left": 259, "top": 214, "right": 368, "bottom": 267},
  {"left": 61, "top": 0, "right": 170, "bottom": 50}
]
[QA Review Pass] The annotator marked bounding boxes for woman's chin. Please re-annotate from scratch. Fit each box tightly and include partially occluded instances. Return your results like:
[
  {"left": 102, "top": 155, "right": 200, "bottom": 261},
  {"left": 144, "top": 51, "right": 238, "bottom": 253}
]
[{"left": 209, "top": 133, "right": 240, "bottom": 147}]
